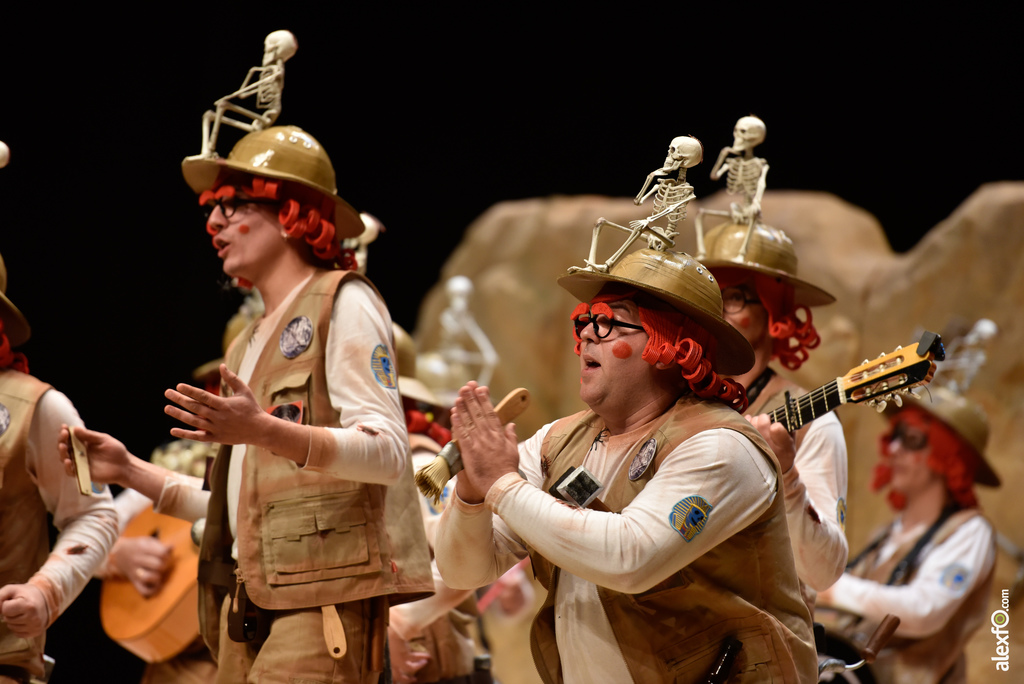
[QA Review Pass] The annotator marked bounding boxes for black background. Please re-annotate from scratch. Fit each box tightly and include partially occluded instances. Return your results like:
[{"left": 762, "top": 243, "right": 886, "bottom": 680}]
[{"left": 2, "top": 9, "right": 1019, "bottom": 680}]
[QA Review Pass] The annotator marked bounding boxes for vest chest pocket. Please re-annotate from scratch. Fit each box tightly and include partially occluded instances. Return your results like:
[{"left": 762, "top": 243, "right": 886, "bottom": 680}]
[
  {"left": 263, "top": 490, "right": 381, "bottom": 585},
  {"left": 662, "top": 616, "right": 782, "bottom": 682},
  {"left": 262, "top": 366, "right": 314, "bottom": 423}
]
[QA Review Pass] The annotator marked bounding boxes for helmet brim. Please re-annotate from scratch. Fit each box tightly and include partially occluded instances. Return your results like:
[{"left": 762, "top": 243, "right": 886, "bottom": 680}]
[{"left": 181, "top": 156, "right": 365, "bottom": 241}]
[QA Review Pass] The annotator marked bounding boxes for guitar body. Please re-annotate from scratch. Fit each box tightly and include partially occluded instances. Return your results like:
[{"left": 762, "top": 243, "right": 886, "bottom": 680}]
[{"left": 100, "top": 505, "right": 200, "bottom": 663}]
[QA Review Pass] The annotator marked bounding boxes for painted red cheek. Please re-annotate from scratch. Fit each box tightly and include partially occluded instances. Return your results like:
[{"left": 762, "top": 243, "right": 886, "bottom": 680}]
[
  {"left": 612, "top": 341, "right": 633, "bottom": 359},
  {"left": 737, "top": 314, "right": 751, "bottom": 328},
  {"left": 238, "top": 224, "right": 250, "bottom": 234}
]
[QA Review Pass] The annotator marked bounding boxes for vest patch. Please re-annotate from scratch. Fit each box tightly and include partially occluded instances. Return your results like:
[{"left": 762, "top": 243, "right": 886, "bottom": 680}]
[
  {"left": 0, "top": 402, "right": 8, "bottom": 437},
  {"left": 940, "top": 563, "right": 971, "bottom": 595},
  {"left": 669, "top": 495, "right": 714, "bottom": 542},
  {"left": 279, "top": 316, "right": 314, "bottom": 359},
  {"left": 628, "top": 438, "right": 657, "bottom": 481},
  {"left": 836, "top": 497, "right": 847, "bottom": 531},
  {"left": 370, "top": 344, "right": 397, "bottom": 389}
]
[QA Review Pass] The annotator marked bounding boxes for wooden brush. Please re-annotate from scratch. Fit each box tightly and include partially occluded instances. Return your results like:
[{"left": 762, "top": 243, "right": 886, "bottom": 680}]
[{"left": 414, "top": 387, "right": 530, "bottom": 504}]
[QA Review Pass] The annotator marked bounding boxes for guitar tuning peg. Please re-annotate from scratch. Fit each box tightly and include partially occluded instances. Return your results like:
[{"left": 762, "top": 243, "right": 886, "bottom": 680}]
[
  {"left": 875, "top": 399, "right": 888, "bottom": 413},
  {"left": 877, "top": 352, "right": 887, "bottom": 358},
  {"left": 862, "top": 359, "right": 870, "bottom": 365},
  {"left": 892, "top": 393, "right": 903, "bottom": 408}
]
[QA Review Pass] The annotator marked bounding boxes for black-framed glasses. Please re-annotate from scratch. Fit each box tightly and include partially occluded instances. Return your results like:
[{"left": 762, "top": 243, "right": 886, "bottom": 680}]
[
  {"left": 202, "top": 196, "right": 279, "bottom": 220},
  {"left": 722, "top": 287, "right": 762, "bottom": 314},
  {"left": 889, "top": 423, "right": 929, "bottom": 451},
  {"left": 573, "top": 313, "right": 645, "bottom": 340}
]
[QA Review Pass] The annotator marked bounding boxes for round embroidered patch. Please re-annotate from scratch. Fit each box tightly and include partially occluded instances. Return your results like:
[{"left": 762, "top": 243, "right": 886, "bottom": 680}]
[
  {"left": 669, "top": 495, "right": 715, "bottom": 542},
  {"left": 371, "top": 344, "right": 397, "bottom": 389},
  {"left": 279, "top": 316, "right": 314, "bottom": 359},
  {"left": 940, "top": 564, "right": 971, "bottom": 596},
  {"left": 0, "top": 402, "right": 9, "bottom": 437},
  {"left": 628, "top": 438, "right": 657, "bottom": 481},
  {"left": 836, "top": 497, "right": 847, "bottom": 532}
]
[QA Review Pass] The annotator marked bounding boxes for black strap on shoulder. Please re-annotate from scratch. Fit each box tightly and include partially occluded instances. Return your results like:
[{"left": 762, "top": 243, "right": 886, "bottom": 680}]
[
  {"left": 745, "top": 367, "right": 775, "bottom": 405},
  {"left": 886, "top": 505, "right": 958, "bottom": 585}
]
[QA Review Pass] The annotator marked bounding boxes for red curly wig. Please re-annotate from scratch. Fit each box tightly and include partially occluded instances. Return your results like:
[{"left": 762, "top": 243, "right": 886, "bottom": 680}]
[
  {"left": 200, "top": 173, "right": 357, "bottom": 281},
  {"left": 571, "top": 285, "right": 748, "bottom": 412},
  {"left": 871, "top": 406, "right": 980, "bottom": 511},
  {"left": 0, "top": 320, "right": 28, "bottom": 373},
  {"left": 714, "top": 270, "right": 820, "bottom": 371}
]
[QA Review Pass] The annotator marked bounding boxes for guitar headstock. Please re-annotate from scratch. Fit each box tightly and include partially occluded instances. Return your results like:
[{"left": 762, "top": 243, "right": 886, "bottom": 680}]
[{"left": 841, "top": 331, "right": 945, "bottom": 411}]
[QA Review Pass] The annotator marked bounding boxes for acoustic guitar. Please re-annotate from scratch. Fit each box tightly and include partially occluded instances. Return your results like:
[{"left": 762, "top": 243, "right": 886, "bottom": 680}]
[
  {"left": 100, "top": 504, "right": 200, "bottom": 663},
  {"left": 767, "top": 330, "right": 944, "bottom": 431}
]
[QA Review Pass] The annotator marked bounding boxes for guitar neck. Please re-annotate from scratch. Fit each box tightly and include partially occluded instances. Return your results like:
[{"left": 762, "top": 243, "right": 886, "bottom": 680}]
[{"left": 766, "top": 379, "right": 844, "bottom": 432}]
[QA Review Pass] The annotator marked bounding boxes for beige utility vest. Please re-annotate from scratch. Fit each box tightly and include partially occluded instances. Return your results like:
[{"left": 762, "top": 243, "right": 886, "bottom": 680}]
[
  {"left": 527, "top": 397, "right": 817, "bottom": 683},
  {"left": 0, "top": 371, "right": 51, "bottom": 672},
  {"left": 844, "top": 509, "right": 994, "bottom": 684},
  {"left": 198, "top": 270, "right": 432, "bottom": 643}
]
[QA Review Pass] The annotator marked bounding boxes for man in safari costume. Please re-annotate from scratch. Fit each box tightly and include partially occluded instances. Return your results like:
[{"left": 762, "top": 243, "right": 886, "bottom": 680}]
[
  {"left": 433, "top": 244, "right": 817, "bottom": 683},
  {"left": 0, "top": 253, "right": 118, "bottom": 683},
  {"left": 697, "top": 221, "right": 849, "bottom": 605},
  {"left": 65, "top": 126, "right": 432, "bottom": 683}
]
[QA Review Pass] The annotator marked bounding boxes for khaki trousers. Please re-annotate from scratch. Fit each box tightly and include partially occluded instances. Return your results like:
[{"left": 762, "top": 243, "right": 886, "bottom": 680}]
[{"left": 215, "top": 594, "right": 380, "bottom": 684}]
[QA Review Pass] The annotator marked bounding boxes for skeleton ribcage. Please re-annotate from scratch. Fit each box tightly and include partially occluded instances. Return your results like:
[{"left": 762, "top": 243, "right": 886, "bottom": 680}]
[
  {"left": 256, "top": 72, "right": 283, "bottom": 109},
  {"left": 726, "top": 158, "right": 764, "bottom": 198},
  {"left": 655, "top": 180, "right": 694, "bottom": 227}
]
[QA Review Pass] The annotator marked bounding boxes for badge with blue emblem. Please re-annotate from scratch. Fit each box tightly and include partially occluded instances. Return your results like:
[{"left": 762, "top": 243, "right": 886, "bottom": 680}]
[
  {"left": 836, "top": 497, "right": 847, "bottom": 531},
  {"left": 371, "top": 344, "right": 397, "bottom": 389},
  {"left": 0, "top": 402, "right": 9, "bottom": 438},
  {"left": 628, "top": 438, "right": 657, "bottom": 481},
  {"left": 279, "top": 316, "right": 314, "bottom": 359},
  {"left": 669, "top": 495, "right": 714, "bottom": 542},
  {"left": 940, "top": 564, "right": 971, "bottom": 596}
]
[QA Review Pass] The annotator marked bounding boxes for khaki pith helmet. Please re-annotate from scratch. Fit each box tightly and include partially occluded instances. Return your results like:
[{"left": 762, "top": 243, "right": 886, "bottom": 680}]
[
  {"left": 393, "top": 323, "right": 443, "bottom": 407},
  {"left": 698, "top": 222, "right": 835, "bottom": 307},
  {"left": 558, "top": 249, "right": 754, "bottom": 375},
  {"left": 181, "top": 125, "right": 364, "bottom": 240},
  {"left": 898, "top": 386, "right": 1000, "bottom": 487},
  {"left": 0, "top": 253, "right": 30, "bottom": 347}
]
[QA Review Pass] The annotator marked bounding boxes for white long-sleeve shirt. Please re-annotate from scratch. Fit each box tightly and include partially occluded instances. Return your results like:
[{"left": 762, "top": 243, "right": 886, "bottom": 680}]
[
  {"left": 23, "top": 389, "right": 118, "bottom": 621},
  {"left": 434, "top": 418, "right": 777, "bottom": 684},
  {"left": 824, "top": 514, "right": 995, "bottom": 639},
  {"left": 785, "top": 413, "right": 849, "bottom": 591}
]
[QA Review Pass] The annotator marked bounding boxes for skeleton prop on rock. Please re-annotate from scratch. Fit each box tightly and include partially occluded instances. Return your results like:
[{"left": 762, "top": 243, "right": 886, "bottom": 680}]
[
  {"left": 193, "top": 30, "right": 297, "bottom": 158},
  {"left": 695, "top": 116, "right": 770, "bottom": 261},
  {"left": 569, "top": 135, "right": 702, "bottom": 274},
  {"left": 417, "top": 276, "right": 498, "bottom": 406}
]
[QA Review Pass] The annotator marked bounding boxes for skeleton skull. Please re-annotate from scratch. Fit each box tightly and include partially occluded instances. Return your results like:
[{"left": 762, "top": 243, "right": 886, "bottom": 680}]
[
  {"left": 664, "top": 135, "right": 704, "bottom": 169},
  {"left": 264, "top": 30, "right": 298, "bottom": 65},
  {"left": 732, "top": 116, "right": 766, "bottom": 152},
  {"left": 446, "top": 275, "right": 474, "bottom": 312}
]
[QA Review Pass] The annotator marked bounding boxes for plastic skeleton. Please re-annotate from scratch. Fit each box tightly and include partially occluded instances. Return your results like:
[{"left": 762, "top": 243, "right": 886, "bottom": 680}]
[
  {"left": 417, "top": 276, "right": 498, "bottom": 405},
  {"left": 694, "top": 116, "right": 769, "bottom": 261},
  {"left": 569, "top": 136, "right": 702, "bottom": 274},
  {"left": 196, "top": 30, "right": 297, "bottom": 158}
]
